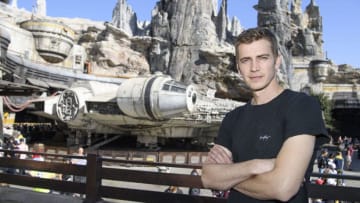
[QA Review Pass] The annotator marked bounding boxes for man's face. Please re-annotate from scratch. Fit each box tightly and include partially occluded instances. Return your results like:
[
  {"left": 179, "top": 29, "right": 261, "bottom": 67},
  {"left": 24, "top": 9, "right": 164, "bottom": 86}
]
[{"left": 236, "top": 39, "right": 280, "bottom": 92}]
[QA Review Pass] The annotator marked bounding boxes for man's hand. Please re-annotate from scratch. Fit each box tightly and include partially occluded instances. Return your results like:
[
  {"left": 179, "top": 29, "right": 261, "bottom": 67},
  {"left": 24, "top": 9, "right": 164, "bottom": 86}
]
[{"left": 205, "top": 144, "right": 233, "bottom": 164}]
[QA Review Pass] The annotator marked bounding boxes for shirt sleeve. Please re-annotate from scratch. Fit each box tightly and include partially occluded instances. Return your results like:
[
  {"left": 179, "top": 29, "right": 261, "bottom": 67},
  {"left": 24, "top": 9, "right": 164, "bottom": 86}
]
[{"left": 284, "top": 94, "right": 330, "bottom": 148}]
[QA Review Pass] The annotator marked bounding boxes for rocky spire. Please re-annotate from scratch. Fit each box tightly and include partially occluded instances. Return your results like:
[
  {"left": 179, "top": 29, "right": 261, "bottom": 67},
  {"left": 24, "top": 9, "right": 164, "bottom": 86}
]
[
  {"left": 290, "top": 0, "right": 323, "bottom": 58},
  {"left": 11, "top": 0, "right": 17, "bottom": 8},
  {"left": 216, "top": 0, "right": 227, "bottom": 42},
  {"left": 34, "top": 0, "right": 46, "bottom": 17},
  {"left": 228, "top": 16, "right": 243, "bottom": 37},
  {"left": 256, "top": 0, "right": 292, "bottom": 87},
  {"left": 211, "top": 0, "right": 218, "bottom": 16},
  {"left": 111, "top": 0, "right": 137, "bottom": 36},
  {"left": 310, "top": 0, "right": 316, "bottom": 6},
  {"left": 290, "top": 0, "right": 302, "bottom": 27},
  {"left": 305, "top": 0, "right": 321, "bottom": 32},
  {"left": 150, "top": 0, "right": 223, "bottom": 84}
]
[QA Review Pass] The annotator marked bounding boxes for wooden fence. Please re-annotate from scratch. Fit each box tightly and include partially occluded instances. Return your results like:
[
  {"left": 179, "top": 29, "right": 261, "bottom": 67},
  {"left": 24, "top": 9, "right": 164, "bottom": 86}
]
[{"left": 0, "top": 149, "right": 359, "bottom": 203}]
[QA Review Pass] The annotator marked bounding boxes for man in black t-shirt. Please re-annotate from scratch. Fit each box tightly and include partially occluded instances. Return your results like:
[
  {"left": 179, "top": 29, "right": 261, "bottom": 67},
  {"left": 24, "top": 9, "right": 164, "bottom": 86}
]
[{"left": 201, "top": 27, "right": 329, "bottom": 203}]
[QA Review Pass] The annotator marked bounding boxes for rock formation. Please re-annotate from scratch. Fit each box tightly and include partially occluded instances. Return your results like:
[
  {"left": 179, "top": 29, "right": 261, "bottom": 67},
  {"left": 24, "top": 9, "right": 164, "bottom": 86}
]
[
  {"left": 10, "top": 0, "right": 16, "bottom": 7},
  {"left": 3, "top": 0, "right": 353, "bottom": 102},
  {"left": 146, "top": 0, "right": 246, "bottom": 100},
  {"left": 290, "top": 0, "right": 323, "bottom": 58},
  {"left": 35, "top": 0, "right": 46, "bottom": 17},
  {"left": 256, "top": 0, "right": 293, "bottom": 87},
  {"left": 111, "top": 0, "right": 138, "bottom": 36}
]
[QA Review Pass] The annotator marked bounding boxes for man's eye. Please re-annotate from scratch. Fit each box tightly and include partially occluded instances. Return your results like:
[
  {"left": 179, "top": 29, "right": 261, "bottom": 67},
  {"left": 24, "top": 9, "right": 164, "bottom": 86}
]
[
  {"left": 259, "top": 56, "right": 269, "bottom": 60},
  {"left": 240, "top": 59, "right": 249, "bottom": 64}
]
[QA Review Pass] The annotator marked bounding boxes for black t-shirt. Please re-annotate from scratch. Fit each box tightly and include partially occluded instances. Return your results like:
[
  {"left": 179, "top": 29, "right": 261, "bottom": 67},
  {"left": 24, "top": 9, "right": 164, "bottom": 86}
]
[{"left": 216, "top": 89, "right": 329, "bottom": 203}]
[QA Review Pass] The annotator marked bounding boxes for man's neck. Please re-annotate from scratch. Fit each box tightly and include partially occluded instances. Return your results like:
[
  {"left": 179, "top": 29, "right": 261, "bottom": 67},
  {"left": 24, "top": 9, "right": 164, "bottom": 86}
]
[{"left": 252, "top": 84, "right": 284, "bottom": 105}]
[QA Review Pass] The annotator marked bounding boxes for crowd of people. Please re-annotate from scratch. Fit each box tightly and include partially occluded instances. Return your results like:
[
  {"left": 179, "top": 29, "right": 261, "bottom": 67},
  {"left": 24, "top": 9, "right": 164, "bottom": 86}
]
[
  {"left": 316, "top": 149, "right": 345, "bottom": 186},
  {"left": 0, "top": 136, "right": 87, "bottom": 196},
  {"left": 0, "top": 131, "right": 29, "bottom": 174},
  {"left": 313, "top": 136, "right": 357, "bottom": 203}
]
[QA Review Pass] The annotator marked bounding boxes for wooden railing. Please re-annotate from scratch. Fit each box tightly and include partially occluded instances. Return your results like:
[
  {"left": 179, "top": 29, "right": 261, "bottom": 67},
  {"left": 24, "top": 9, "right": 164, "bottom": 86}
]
[{"left": 0, "top": 149, "right": 359, "bottom": 203}]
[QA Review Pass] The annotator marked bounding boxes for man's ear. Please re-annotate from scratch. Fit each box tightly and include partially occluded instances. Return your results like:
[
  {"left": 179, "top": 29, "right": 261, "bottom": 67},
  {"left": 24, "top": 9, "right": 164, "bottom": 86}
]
[
  {"left": 236, "top": 64, "right": 244, "bottom": 80},
  {"left": 275, "top": 54, "right": 282, "bottom": 70},
  {"left": 236, "top": 63, "right": 240, "bottom": 73}
]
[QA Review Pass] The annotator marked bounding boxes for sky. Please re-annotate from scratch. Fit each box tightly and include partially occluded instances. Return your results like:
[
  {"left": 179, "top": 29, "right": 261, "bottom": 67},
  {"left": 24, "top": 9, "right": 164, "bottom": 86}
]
[{"left": 16, "top": 0, "right": 359, "bottom": 68}]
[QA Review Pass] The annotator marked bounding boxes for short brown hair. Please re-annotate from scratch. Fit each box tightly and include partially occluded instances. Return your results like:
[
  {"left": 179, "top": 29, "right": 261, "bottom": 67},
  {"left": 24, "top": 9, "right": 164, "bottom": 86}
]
[{"left": 235, "top": 27, "right": 279, "bottom": 60}]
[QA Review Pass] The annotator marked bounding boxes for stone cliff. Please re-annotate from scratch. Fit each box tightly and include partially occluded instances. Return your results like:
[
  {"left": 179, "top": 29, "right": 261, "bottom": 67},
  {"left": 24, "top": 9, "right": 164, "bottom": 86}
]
[
  {"left": 1, "top": 0, "right": 359, "bottom": 102},
  {"left": 76, "top": 0, "right": 247, "bottom": 100}
]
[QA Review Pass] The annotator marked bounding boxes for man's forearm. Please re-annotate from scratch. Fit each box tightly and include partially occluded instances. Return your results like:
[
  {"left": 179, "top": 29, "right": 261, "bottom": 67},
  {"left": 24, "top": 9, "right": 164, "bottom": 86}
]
[
  {"left": 202, "top": 163, "right": 253, "bottom": 190},
  {"left": 234, "top": 171, "right": 278, "bottom": 200},
  {"left": 233, "top": 135, "right": 315, "bottom": 202},
  {"left": 202, "top": 159, "right": 274, "bottom": 191}
]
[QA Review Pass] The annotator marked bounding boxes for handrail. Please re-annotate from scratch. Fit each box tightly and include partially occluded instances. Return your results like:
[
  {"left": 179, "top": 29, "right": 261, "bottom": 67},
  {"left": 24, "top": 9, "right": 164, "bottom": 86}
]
[
  {"left": 0, "top": 149, "right": 359, "bottom": 202},
  {"left": 311, "top": 172, "right": 360, "bottom": 181}
]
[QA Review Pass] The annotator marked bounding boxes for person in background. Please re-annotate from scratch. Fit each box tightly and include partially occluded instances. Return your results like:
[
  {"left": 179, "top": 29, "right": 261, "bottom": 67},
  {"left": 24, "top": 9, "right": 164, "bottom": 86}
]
[
  {"left": 29, "top": 143, "right": 57, "bottom": 193},
  {"left": 317, "top": 149, "right": 329, "bottom": 173},
  {"left": 0, "top": 142, "right": 4, "bottom": 173},
  {"left": 71, "top": 146, "right": 87, "bottom": 198},
  {"left": 17, "top": 138, "right": 29, "bottom": 175},
  {"left": 345, "top": 144, "right": 354, "bottom": 170},
  {"left": 212, "top": 189, "right": 230, "bottom": 199},
  {"left": 164, "top": 185, "right": 183, "bottom": 194},
  {"left": 334, "top": 151, "right": 344, "bottom": 186},
  {"left": 188, "top": 169, "right": 201, "bottom": 196},
  {"left": 5, "top": 137, "right": 18, "bottom": 174},
  {"left": 334, "top": 151, "right": 344, "bottom": 172},
  {"left": 337, "top": 136, "right": 343, "bottom": 145},
  {"left": 71, "top": 147, "right": 87, "bottom": 166},
  {"left": 324, "top": 160, "right": 337, "bottom": 186},
  {"left": 201, "top": 27, "right": 329, "bottom": 203}
]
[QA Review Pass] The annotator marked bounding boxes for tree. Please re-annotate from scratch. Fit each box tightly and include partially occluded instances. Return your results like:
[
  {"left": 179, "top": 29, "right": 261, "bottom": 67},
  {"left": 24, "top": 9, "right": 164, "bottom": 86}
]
[{"left": 311, "top": 92, "right": 335, "bottom": 131}]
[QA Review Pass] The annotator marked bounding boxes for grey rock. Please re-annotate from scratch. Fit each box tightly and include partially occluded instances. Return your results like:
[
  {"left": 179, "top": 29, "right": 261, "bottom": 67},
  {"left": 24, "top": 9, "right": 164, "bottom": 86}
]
[
  {"left": 2, "top": 0, "right": 338, "bottom": 102},
  {"left": 111, "top": 0, "right": 138, "bottom": 36}
]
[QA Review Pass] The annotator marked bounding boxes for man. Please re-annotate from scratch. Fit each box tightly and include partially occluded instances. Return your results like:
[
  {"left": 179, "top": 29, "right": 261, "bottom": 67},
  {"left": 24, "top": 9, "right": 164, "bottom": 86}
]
[{"left": 201, "top": 27, "right": 329, "bottom": 202}]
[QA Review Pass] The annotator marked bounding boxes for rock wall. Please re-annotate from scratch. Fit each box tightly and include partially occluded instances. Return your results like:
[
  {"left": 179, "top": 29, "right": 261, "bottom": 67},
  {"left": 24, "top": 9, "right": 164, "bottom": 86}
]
[
  {"left": 290, "top": 0, "right": 323, "bottom": 58},
  {"left": 3, "top": 0, "right": 336, "bottom": 102},
  {"left": 47, "top": 0, "right": 327, "bottom": 100},
  {"left": 147, "top": 0, "right": 246, "bottom": 99}
]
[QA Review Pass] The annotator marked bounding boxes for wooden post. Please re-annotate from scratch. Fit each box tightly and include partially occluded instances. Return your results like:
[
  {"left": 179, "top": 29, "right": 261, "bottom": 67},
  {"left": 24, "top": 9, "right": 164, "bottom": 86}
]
[{"left": 84, "top": 153, "right": 102, "bottom": 203}]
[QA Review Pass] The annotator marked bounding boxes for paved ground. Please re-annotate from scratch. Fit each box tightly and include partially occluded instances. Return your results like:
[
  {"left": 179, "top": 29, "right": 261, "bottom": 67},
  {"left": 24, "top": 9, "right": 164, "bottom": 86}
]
[{"left": 0, "top": 186, "right": 83, "bottom": 203}]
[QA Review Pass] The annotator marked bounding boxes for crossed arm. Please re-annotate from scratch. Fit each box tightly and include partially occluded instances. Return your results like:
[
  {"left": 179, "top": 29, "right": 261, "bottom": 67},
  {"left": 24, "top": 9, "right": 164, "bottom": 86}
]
[{"left": 201, "top": 134, "right": 315, "bottom": 202}]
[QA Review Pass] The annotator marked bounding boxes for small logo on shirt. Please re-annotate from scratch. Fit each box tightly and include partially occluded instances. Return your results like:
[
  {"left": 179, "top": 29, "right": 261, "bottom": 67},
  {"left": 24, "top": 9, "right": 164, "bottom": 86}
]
[{"left": 259, "top": 134, "right": 271, "bottom": 141}]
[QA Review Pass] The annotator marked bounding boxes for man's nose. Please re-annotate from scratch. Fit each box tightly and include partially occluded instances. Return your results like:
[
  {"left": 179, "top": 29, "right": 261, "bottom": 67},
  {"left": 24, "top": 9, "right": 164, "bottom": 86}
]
[{"left": 250, "top": 61, "right": 259, "bottom": 72}]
